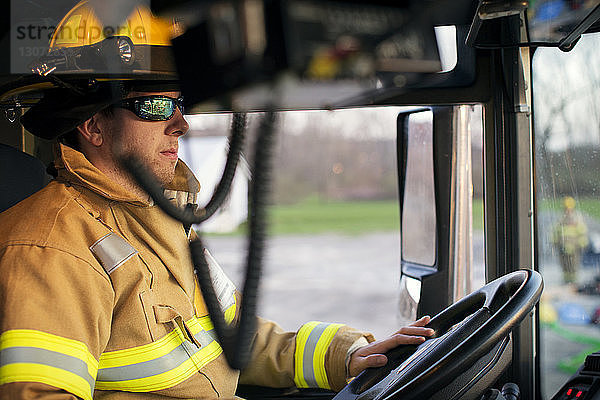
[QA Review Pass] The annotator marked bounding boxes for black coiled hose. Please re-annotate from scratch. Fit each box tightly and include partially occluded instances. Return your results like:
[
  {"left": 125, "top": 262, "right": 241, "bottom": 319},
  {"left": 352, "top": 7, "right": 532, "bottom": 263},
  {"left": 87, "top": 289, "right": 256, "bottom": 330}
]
[
  {"left": 121, "top": 110, "right": 276, "bottom": 370},
  {"left": 199, "top": 113, "right": 247, "bottom": 223}
]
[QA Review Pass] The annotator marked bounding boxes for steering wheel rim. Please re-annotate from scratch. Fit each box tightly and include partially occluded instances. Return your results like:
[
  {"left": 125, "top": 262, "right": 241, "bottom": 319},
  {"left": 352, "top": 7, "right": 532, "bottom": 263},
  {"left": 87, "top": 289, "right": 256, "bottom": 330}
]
[{"left": 334, "top": 269, "right": 543, "bottom": 400}]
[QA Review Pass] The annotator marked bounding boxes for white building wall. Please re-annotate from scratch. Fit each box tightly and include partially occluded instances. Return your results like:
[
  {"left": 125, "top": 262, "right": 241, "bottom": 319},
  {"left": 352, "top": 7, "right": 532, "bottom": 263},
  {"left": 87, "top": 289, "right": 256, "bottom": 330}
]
[{"left": 179, "top": 136, "right": 249, "bottom": 233}]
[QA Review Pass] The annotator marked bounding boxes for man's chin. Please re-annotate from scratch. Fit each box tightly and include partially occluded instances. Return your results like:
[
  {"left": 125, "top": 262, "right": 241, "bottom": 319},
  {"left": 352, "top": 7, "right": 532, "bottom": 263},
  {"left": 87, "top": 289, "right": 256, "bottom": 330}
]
[
  {"left": 155, "top": 170, "right": 177, "bottom": 187},
  {"left": 136, "top": 161, "right": 176, "bottom": 188}
]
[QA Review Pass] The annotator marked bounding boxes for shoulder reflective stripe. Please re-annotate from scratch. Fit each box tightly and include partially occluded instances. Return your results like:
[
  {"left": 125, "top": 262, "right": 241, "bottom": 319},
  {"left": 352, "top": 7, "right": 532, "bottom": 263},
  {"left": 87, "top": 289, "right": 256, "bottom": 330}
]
[
  {"left": 90, "top": 232, "right": 138, "bottom": 274},
  {"left": 294, "top": 322, "right": 344, "bottom": 390},
  {"left": 204, "top": 249, "right": 237, "bottom": 317},
  {"left": 0, "top": 330, "right": 98, "bottom": 400},
  {"left": 96, "top": 316, "right": 222, "bottom": 392}
]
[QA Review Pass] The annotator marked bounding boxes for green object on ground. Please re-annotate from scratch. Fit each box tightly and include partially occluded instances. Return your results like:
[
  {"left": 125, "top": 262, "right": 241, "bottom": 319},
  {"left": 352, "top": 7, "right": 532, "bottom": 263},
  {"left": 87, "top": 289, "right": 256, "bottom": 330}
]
[{"left": 543, "top": 321, "right": 600, "bottom": 374}]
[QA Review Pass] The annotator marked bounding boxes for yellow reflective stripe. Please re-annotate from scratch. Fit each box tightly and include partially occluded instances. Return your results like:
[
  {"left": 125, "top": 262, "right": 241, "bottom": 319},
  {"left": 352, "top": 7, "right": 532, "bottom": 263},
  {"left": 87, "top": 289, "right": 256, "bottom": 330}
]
[
  {"left": 100, "top": 316, "right": 218, "bottom": 367},
  {"left": 0, "top": 330, "right": 98, "bottom": 400},
  {"left": 98, "top": 326, "right": 183, "bottom": 368},
  {"left": 0, "top": 363, "right": 93, "bottom": 400},
  {"left": 0, "top": 329, "right": 98, "bottom": 375},
  {"left": 293, "top": 322, "right": 344, "bottom": 390},
  {"left": 187, "top": 315, "right": 214, "bottom": 334},
  {"left": 95, "top": 341, "right": 222, "bottom": 391},
  {"left": 313, "top": 324, "right": 343, "bottom": 389},
  {"left": 189, "top": 340, "right": 222, "bottom": 370},
  {"left": 96, "top": 315, "right": 224, "bottom": 391},
  {"left": 224, "top": 300, "right": 236, "bottom": 324},
  {"left": 294, "top": 321, "right": 320, "bottom": 388}
]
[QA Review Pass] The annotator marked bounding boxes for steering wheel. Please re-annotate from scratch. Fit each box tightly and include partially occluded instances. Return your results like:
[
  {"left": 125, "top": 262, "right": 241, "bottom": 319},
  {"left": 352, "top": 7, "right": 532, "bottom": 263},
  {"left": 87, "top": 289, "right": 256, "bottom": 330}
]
[{"left": 333, "top": 269, "right": 543, "bottom": 400}]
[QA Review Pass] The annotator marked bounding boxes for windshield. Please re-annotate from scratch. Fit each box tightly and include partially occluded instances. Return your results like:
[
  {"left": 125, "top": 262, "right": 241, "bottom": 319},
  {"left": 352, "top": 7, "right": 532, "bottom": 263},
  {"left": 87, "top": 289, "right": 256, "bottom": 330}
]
[
  {"left": 533, "top": 32, "right": 600, "bottom": 398},
  {"left": 179, "top": 104, "right": 485, "bottom": 338},
  {"left": 181, "top": 108, "right": 405, "bottom": 339}
]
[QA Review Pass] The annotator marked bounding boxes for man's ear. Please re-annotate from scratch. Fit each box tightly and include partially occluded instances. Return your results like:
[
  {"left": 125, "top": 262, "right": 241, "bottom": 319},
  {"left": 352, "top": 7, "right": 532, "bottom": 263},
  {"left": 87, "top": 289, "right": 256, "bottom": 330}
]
[{"left": 77, "top": 114, "right": 105, "bottom": 147}]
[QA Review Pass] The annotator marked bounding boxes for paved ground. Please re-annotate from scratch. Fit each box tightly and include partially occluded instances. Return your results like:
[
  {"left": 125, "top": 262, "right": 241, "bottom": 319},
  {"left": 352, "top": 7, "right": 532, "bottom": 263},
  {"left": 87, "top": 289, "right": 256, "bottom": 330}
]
[
  {"left": 204, "top": 232, "right": 405, "bottom": 340},
  {"left": 204, "top": 231, "right": 485, "bottom": 340}
]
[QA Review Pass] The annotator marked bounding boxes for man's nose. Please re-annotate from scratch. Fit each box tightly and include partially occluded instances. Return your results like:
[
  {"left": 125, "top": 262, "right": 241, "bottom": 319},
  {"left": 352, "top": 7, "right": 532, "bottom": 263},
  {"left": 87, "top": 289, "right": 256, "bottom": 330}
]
[{"left": 168, "top": 108, "right": 189, "bottom": 136}]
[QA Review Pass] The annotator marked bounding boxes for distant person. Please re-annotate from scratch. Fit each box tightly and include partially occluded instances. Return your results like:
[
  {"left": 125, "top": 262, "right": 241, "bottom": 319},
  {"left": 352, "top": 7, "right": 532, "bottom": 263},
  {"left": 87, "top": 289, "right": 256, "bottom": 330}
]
[{"left": 552, "top": 196, "right": 589, "bottom": 284}]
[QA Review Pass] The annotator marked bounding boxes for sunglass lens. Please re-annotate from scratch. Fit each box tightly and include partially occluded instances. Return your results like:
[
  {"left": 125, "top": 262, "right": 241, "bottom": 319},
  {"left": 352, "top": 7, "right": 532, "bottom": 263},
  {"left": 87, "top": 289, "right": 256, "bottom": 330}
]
[{"left": 137, "top": 98, "right": 175, "bottom": 121}]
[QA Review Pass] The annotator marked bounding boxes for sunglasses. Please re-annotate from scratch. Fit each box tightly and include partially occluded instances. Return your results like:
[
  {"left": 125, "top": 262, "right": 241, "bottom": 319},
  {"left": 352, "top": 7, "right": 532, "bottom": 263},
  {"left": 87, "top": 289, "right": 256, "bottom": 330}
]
[{"left": 114, "top": 95, "right": 185, "bottom": 121}]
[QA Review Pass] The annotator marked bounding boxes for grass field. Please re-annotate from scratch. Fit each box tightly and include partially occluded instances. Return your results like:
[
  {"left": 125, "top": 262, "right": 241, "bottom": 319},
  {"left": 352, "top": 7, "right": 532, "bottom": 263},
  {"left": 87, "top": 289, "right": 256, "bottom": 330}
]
[
  {"left": 210, "top": 198, "right": 483, "bottom": 235},
  {"left": 211, "top": 197, "right": 488, "bottom": 236},
  {"left": 211, "top": 195, "right": 600, "bottom": 236},
  {"left": 268, "top": 198, "right": 401, "bottom": 235},
  {"left": 207, "top": 196, "right": 600, "bottom": 236},
  {"left": 269, "top": 197, "right": 486, "bottom": 235},
  {"left": 212, "top": 197, "right": 401, "bottom": 236}
]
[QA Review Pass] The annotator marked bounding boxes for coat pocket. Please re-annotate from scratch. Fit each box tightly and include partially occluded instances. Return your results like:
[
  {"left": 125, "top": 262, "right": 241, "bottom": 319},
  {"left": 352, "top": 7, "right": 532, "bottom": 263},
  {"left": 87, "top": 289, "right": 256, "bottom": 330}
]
[{"left": 139, "top": 291, "right": 201, "bottom": 347}]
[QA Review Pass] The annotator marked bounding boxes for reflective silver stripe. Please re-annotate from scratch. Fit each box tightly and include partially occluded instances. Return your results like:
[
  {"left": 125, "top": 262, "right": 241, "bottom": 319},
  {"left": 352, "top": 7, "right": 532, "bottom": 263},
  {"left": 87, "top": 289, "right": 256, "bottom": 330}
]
[
  {"left": 98, "top": 340, "right": 192, "bottom": 381},
  {"left": 302, "top": 323, "right": 329, "bottom": 387},
  {"left": 1, "top": 346, "right": 96, "bottom": 391},
  {"left": 196, "top": 327, "right": 218, "bottom": 347},
  {"left": 204, "top": 249, "right": 237, "bottom": 312},
  {"left": 97, "top": 328, "right": 217, "bottom": 383},
  {"left": 90, "top": 233, "right": 137, "bottom": 274}
]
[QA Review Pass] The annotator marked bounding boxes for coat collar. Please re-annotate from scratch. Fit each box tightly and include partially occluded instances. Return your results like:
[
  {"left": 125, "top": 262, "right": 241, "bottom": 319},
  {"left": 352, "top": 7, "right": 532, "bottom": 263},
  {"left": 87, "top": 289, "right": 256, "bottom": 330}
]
[
  {"left": 55, "top": 143, "right": 200, "bottom": 205},
  {"left": 56, "top": 143, "right": 200, "bottom": 298}
]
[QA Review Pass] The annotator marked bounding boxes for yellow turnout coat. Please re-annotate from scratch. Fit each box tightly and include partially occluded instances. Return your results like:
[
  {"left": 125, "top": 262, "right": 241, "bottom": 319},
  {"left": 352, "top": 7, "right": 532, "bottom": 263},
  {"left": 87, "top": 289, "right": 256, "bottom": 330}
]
[{"left": 0, "top": 144, "right": 372, "bottom": 399}]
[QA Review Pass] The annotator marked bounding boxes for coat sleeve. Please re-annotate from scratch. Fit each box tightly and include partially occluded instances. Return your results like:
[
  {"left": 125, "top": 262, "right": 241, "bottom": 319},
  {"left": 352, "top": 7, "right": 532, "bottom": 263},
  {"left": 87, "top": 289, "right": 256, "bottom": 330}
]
[
  {"left": 194, "top": 247, "right": 375, "bottom": 392},
  {"left": 0, "top": 245, "right": 114, "bottom": 400},
  {"left": 239, "top": 317, "right": 375, "bottom": 392}
]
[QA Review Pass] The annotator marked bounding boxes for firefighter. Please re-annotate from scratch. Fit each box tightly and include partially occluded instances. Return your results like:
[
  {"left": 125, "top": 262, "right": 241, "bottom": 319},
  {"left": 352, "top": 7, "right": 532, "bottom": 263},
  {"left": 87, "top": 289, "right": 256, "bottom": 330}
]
[
  {"left": 552, "top": 196, "right": 589, "bottom": 285},
  {"left": 0, "top": 2, "right": 433, "bottom": 399}
]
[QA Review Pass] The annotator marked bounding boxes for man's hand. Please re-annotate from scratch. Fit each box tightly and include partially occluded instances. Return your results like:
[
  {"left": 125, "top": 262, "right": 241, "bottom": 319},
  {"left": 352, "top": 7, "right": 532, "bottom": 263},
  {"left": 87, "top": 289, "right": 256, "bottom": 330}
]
[{"left": 348, "top": 316, "right": 435, "bottom": 378}]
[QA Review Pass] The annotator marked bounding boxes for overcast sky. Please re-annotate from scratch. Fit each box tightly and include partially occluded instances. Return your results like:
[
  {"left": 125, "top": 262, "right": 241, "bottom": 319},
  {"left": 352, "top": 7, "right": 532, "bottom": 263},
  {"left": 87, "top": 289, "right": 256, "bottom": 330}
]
[{"left": 533, "top": 33, "right": 600, "bottom": 151}]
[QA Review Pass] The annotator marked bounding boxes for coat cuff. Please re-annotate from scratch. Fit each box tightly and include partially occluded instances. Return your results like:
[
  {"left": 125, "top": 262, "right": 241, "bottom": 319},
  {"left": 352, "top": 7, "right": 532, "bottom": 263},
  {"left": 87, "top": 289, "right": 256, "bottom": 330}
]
[{"left": 324, "top": 326, "right": 375, "bottom": 391}]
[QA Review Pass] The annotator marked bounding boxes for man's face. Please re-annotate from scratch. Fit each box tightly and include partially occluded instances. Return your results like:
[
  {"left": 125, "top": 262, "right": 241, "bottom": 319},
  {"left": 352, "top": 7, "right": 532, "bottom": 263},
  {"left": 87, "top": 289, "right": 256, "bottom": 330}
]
[{"left": 104, "top": 91, "right": 188, "bottom": 186}]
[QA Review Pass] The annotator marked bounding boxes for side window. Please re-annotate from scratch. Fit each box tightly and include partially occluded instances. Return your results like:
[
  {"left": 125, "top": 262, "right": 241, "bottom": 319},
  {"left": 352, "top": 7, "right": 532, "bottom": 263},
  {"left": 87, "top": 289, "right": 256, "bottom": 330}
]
[{"left": 533, "top": 33, "right": 600, "bottom": 398}]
